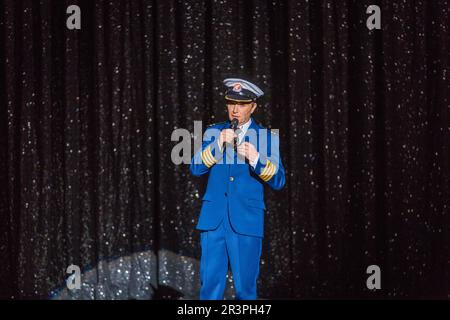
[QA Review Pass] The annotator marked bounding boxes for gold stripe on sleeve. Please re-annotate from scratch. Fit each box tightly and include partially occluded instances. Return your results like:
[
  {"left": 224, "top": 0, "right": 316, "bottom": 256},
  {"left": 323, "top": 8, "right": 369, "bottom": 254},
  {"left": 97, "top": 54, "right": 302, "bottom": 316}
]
[
  {"left": 201, "top": 149, "right": 214, "bottom": 167},
  {"left": 259, "top": 160, "right": 272, "bottom": 177},
  {"left": 204, "top": 146, "right": 217, "bottom": 166},
  {"left": 260, "top": 162, "right": 276, "bottom": 181}
]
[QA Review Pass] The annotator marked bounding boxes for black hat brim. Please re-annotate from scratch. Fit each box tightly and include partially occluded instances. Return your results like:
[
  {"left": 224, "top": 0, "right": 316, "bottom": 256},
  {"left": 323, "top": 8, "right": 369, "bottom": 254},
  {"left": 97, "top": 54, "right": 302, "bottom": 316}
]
[{"left": 224, "top": 91, "right": 256, "bottom": 103}]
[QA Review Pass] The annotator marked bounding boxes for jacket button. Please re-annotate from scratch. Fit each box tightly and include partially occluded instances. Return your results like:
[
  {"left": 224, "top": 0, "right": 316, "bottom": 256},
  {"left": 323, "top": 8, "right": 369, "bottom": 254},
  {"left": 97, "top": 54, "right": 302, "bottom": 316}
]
[
  {"left": 229, "top": 176, "right": 234, "bottom": 182},
  {"left": 224, "top": 192, "right": 228, "bottom": 196}
]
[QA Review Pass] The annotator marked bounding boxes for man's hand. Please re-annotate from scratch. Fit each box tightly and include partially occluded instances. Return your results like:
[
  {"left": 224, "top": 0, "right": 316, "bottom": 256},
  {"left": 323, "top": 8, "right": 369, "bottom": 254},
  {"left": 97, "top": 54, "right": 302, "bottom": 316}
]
[
  {"left": 236, "top": 142, "right": 259, "bottom": 163},
  {"left": 218, "top": 129, "right": 237, "bottom": 147}
]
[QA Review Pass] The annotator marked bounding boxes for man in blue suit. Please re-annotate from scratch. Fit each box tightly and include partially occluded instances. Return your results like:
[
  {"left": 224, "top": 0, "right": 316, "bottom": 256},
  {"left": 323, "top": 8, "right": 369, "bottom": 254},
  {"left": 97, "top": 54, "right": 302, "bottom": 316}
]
[{"left": 190, "top": 78, "right": 286, "bottom": 300}]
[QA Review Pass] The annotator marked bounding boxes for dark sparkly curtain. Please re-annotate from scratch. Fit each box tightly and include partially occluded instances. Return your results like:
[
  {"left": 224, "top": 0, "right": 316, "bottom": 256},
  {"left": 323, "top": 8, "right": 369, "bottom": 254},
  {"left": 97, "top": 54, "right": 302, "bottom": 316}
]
[{"left": 0, "top": 0, "right": 449, "bottom": 299}]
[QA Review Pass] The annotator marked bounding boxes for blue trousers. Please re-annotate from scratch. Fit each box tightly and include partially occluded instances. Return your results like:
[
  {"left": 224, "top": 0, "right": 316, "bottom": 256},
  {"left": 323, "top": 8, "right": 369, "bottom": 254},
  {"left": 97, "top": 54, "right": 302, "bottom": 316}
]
[{"left": 199, "top": 214, "right": 263, "bottom": 300}]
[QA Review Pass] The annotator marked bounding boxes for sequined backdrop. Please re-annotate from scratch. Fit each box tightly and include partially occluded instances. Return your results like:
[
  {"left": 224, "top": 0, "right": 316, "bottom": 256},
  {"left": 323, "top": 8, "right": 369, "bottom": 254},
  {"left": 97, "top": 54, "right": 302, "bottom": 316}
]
[{"left": 0, "top": 0, "right": 449, "bottom": 299}]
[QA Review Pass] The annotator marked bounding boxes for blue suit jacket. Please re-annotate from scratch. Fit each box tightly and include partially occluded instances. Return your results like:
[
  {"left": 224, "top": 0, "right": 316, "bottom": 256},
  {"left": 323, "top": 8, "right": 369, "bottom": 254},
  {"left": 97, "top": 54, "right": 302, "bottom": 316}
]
[{"left": 190, "top": 118, "right": 286, "bottom": 238}]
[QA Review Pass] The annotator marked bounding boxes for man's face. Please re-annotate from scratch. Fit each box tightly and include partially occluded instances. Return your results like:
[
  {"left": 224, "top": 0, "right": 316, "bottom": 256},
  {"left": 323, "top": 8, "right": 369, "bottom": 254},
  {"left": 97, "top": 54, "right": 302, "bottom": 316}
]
[{"left": 226, "top": 101, "right": 257, "bottom": 125}]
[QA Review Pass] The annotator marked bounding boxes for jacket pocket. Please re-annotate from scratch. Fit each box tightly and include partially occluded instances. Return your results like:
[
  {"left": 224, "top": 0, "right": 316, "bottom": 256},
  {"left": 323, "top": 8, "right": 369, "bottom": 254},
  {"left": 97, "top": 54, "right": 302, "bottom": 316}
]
[{"left": 246, "top": 198, "right": 266, "bottom": 210}]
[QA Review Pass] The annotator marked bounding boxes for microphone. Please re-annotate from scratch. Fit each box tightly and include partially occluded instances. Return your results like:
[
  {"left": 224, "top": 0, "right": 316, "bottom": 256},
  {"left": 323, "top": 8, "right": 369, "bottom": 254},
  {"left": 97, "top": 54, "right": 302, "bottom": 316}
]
[
  {"left": 223, "top": 118, "right": 239, "bottom": 150},
  {"left": 230, "top": 118, "right": 239, "bottom": 130},
  {"left": 230, "top": 118, "right": 239, "bottom": 151}
]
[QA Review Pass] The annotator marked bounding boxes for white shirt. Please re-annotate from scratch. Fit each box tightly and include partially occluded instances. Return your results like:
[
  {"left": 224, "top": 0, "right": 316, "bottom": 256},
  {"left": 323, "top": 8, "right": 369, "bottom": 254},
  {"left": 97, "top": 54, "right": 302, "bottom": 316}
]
[{"left": 235, "top": 118, "right": 252, "bottom": 144}]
